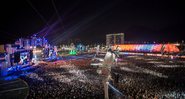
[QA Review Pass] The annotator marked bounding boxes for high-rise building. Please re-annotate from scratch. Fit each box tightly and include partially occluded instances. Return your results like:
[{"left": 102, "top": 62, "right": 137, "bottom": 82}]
[{"left": 106, "top": 33, "right": 124, "bottom": 46}]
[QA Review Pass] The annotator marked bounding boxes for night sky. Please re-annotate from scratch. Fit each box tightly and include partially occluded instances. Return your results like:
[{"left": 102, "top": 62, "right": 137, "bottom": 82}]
[{"left": 0, "top": 0, "right": 184, "bottom": 44}]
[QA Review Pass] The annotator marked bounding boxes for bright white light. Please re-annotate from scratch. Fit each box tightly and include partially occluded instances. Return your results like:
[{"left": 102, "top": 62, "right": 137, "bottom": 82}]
[
  {"left": 27, "top": 73, "right": 44, "bottom": 81},
  {"left": 120, "top": 66, "right": 168, "bottom": 78},
  {"left": 33, "top": 50, "right": 42, "bottom": 53},
  {"left": 90, "top": 63, "right": 103, "bottom": 66},
  {"left": 145, "top": 58, "right": 158, "bottom": 61},
  {"left": 93, "top": 58, "right": 104, "bottom": 62},
  {"left": 147, "top": 61, "right": 164, "bottom": 64},
  {"left": 120, "top": 67, "right": 136, "bottom": 73},
  {"left": 106, "top": 81, "right": 109, "bottom": 84},
  {"left": 157, "top": 65, "right": 183, "bottom": 68},
  {"left": 127, "top": 56, "right": 139, "bottom": 58}
]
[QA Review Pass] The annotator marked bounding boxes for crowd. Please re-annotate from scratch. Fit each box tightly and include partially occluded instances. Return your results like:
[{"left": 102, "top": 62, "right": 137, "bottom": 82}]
[
  {"left": 21, "top": 59, "right": 104, "bottom": 99},
  {"left": 112, "top": 55, "right": 185, "bottom": 99},
  {"left": 20, "top": 55, "right": 185, "bottom": 99}
]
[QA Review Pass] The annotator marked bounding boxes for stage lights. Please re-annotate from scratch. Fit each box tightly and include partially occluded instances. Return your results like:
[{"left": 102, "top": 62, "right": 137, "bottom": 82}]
[{"left": 114, "top": 44, "right": 179, "bottom": 53}]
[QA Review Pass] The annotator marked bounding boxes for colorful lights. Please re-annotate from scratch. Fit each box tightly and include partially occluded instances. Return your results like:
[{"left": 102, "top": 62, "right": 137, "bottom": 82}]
[
  {"left": 114, "top": 44, "right": 179, "bottom": 53},
  {"left": 33, "top": 50, "right": 42, "bottom": 53},
  {"left": 69, "top": 50, "right": 77, "bottom": 55}
]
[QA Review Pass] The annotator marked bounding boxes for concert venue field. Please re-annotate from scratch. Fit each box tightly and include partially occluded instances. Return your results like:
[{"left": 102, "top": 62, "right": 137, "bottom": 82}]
[{"left": 17, "top": 54, "right": 185, "bottom": 99}]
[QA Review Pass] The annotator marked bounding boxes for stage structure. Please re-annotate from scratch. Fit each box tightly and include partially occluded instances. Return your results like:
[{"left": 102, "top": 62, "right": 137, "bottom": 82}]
[{"left": 0, "top": 34, "right": 57, "bottom": 76}]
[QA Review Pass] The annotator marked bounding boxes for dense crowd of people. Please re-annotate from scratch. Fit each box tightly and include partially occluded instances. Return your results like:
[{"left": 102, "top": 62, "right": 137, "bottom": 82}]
[
  {"left": 21, "top": 59, "right": 104, "bottom": 99},
  {"left": 112, "top": 55, "right": 185, "bottom": 99},
  {"left": 20, "top": 55, "right": 185, "bottom": 99}
]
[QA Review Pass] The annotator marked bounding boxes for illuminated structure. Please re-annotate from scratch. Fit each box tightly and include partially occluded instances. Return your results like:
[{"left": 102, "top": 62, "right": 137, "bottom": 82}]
[
  {"left": 106, "top": 33, "right": 124, "bottom": 46},
  {"left": 30, "top": 35, "right": 48, "bottom": 48},
  {"left": 0, "top": 52, "right": 7, "bottom": 76},
  {"left": 113, "top": 44, "right": 180, "bottom": 53},
  {"left": 69, "top": 50, "right": 77, "bottom": 55},
  {"left": 76, "top": 43, "right": 85, "bottom": 52},
  {"left": 0, "top": 34, "right": 53, "bottom": 76},
  {"left": 0, "top": 45, "right": 5, "bottom": 53}
]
